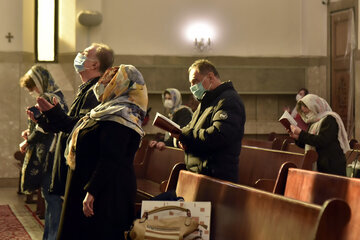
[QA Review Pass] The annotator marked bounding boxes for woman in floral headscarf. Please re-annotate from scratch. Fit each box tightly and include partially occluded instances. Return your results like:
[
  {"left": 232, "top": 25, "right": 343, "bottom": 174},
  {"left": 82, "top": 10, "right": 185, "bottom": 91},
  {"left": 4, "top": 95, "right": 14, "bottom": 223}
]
[
  {"left": 149, "top": 88, "right": 193, "bottom": 149},
  {"left": 19, "top": 65, "right": 68, "bottom": 240},
  {"left": 289, "top": 94, "right": 350, "bottom": 176},
  {"left": 57, "top": 65, "right": 148, "bottom": 240}
]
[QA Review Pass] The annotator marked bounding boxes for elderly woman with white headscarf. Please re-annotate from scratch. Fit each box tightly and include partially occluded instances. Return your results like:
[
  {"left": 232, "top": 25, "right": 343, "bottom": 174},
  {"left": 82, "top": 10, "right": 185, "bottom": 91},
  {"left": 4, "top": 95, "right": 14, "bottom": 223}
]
[
  {"left": 57, "top": 65, "right": 148, "bottom": 240},
  {"left": 289, "top": 94, "right": 350, "bottom": 176}
]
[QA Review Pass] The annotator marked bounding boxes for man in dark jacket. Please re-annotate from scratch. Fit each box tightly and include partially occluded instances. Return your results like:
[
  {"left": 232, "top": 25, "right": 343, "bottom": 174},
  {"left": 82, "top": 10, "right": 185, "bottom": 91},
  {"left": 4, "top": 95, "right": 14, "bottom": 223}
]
[
  {"left": 176, "top": 59, "right": 246, "bottom": 183},
  {"left": 33, "top": 43, "right": 114, "bottom": 196}
]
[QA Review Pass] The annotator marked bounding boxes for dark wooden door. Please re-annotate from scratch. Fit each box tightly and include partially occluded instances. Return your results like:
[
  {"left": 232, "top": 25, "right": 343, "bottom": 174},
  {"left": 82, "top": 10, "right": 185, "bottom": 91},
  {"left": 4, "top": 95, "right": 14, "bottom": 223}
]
[{"left": 330, "top": 9, "right": 355, "bottom": 134}]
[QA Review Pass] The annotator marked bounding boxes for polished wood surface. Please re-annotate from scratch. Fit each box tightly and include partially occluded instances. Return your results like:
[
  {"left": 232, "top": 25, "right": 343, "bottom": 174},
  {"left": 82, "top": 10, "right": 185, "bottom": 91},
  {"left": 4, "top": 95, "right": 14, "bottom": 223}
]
[
  {"left": 275, "top": 168, "right": 360, "bottom": 240},
  {"left": 238, "top": 146, "right": 317, "bottom": 189},
  {"left": 281, "top": 138, "right": 304, "bottom": 153},
  {"left": 176, "top": 170, "right": 350, "bottom": 240},
  {"left": 242, "top": 138, "right": 282, "bottom": 150},
  {"left": 134, "top": 146, "right": 184, "bottom": 198}
]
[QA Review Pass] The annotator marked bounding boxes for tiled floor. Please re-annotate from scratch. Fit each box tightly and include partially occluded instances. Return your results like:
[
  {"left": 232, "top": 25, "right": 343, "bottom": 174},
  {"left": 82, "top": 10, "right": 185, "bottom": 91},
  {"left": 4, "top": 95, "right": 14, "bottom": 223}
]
[{"left": 0, "top": 187, "right": 44, "bottom": 240}]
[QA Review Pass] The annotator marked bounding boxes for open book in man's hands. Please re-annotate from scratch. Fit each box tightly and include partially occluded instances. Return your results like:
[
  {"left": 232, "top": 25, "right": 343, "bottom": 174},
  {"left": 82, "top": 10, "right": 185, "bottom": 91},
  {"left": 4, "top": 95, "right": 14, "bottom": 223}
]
[
  {"left": 152, "top": 112, "right": 181, "bottom": 135},
  {"left": 279, "top": 111, "right": 298, "bottom": 131}
]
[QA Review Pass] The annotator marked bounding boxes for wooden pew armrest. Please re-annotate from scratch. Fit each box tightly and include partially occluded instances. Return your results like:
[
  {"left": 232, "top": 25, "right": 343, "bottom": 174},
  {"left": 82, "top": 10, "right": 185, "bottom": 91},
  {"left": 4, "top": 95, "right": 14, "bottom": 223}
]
[{"left": 253, "top": 178, "right": 276, "bottom": 192}]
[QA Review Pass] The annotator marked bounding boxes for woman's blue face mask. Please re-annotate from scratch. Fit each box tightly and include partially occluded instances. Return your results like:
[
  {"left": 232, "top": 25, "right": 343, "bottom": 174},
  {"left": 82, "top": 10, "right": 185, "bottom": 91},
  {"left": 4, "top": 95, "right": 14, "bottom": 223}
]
[{"left": 190, "top": 77, "right": 207, "bottom": 100}]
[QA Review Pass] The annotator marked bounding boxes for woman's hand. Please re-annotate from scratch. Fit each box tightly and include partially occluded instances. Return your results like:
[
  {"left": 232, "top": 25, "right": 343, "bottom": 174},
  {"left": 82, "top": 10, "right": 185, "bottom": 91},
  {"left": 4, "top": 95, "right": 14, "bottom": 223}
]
[
  {"left": 290, "top": 125, "right": 301, "bottom": 135},
  {"left": 83, "top": 192, "right": 95, "bottom": 217},
  {"left": 26, "top": 109, "right": 38, "bottom": 123},
  {"left": 289, "top": 125, "right": 301, "bottom": 140},
  {"left": 19, "top": 140, "right": 28, "bottom": 153},
  {"left": 36, "top": 96, "right": 58, "bottom": 112},
  {"left": 21, "top": 129, "right": 30, "bottom": 140}
]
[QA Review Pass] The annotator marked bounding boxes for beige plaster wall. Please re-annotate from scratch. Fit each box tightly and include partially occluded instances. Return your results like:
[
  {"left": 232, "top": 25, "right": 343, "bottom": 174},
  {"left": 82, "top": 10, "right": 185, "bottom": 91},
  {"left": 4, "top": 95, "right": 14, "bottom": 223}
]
[
  {"left": 0, "top": 53, "right": 326, "bottom": 178},
  {"left": 0, "top": 0, "right": 328, "bottom": 57},
  {"left": 101, "top": 0, "right": 302, "bottom": 56}
]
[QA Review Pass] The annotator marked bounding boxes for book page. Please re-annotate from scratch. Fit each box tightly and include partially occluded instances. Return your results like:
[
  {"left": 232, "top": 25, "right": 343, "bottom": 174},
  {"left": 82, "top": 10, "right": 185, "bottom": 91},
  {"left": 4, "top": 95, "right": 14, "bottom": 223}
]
[
  {"left": 152, "top": 112, "right": 181, "bottom": 134},
  {"left": 279, "top": 111, "right": 297, "bottom": 126},
  {"left": 279, "top": 111, "right": 298, "bottom": 130}
]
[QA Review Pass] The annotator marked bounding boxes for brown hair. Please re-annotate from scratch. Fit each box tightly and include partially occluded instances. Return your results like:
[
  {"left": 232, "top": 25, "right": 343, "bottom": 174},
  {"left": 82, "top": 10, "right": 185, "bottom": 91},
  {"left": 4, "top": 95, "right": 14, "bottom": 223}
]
[
  {"left": 92, "top": 43, "right": 114, "bottom": 74},
  {"left": 188, "top": 59, "right": 220, "bottom": 78},
  {"left": 19, "top": 74, "right": 36, "bottom": 90}
]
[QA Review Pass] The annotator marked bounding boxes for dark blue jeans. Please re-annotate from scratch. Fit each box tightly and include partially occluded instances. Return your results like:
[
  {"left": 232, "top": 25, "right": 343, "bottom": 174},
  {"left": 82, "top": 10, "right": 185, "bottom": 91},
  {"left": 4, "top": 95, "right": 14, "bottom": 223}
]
[{"left": 41, "top": 172, "right": 63, "bottom": 240}]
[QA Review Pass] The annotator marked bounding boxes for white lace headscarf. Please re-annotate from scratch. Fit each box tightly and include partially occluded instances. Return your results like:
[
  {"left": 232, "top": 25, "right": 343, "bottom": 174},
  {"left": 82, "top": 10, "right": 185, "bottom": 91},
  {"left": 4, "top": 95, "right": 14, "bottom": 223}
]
[{"left": 296, "top": 94, "right": 350, "bottom": 154}]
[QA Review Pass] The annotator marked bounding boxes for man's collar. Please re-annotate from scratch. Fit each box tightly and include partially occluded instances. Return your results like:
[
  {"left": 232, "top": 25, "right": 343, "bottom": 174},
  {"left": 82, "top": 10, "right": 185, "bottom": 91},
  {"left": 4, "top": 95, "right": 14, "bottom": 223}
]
[{"left": 202, "top": 81, "right": 234, "bottom": 102}]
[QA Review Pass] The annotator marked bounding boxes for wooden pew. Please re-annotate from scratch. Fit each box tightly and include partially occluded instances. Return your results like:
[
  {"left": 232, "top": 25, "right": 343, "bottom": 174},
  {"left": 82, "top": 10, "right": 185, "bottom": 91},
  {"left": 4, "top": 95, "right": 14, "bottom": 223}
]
[
  {"left": 281, "top": 138, "right": 304, "bottom": 153},
  {"left": 176, "top": 170, "right": 350, "bottom": 240},
  {"left": 134, "top": 146, "right": 184, "bottom": 199},
  {"left": 238, "top": 146, "right": 317, "bottom": 190},
  {"left": 274, "top": 167, "right": 360, "bottom": 240},
  {"left": 133, "top": 138, "right": 150, "bottom": 165},
  {"left": 242, "top": 138, "right": 282, "bottom": 150}
]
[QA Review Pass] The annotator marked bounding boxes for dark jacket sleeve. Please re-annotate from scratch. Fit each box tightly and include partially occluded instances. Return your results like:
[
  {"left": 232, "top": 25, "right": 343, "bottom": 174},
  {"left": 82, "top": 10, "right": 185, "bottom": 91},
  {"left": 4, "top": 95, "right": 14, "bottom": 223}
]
[
  {"left": 164, "top": 108, "right": 193, "bottom": 147},
  {"left": 43, "top": 91, "right": 99, "bottom": 133},
  {"left": 42, "top": 104, "right": 80, "bottom": 133},
  {"left": 172, "top": 108, "right": 193, "bottom": 128},
  {"left": 180, "top": 95, "right": 245, "bottom": 152},
  {"left": 26, "top": 129, "right": 50, "bottom": 145},
  {"left": 83, "top": 122, "right": 135, "bottom": 197},
  {"left": 297, "top": 116, "right": 339, "bottom": 149}
]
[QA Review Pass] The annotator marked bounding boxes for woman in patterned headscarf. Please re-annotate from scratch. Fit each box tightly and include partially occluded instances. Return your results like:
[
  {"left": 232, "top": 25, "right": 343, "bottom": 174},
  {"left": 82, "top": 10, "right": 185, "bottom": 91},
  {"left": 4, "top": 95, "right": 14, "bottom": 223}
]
[
  {"left": 149, "top": 88, "right": 193, "bottom": 149},
  {"left": 19, "top": 65, "right": 68, "bottom": 240},
  {"left": 58, "top": 65, "right": 148, "bottom": 240},
  {"left": 289, "top": 94, "right": 350, "bottom": 176}
]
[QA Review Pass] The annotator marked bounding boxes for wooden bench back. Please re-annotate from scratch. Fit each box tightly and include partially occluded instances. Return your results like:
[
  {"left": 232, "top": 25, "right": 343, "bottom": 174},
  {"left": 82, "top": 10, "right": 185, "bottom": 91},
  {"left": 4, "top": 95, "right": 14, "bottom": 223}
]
[
  {"left": 133, "top": 138, "right": 150, "bottom": 165},
  {"left": 176, "top": 170, "right": 350, "bottom": 240},
  {"left": 281, "top": 138, "right": 304, "bottom": 153},
  {"left": 238, "top": 146, "right": 317, "bottom": 187},
  {"left": 242, "top": 138, "right": 282, "bottom": 150},
  {"left": 275, "top": 168, "right": 360, "bottom": 240},
  {"left": 141, "top": 146, "right": 184, "bottom": 184}
]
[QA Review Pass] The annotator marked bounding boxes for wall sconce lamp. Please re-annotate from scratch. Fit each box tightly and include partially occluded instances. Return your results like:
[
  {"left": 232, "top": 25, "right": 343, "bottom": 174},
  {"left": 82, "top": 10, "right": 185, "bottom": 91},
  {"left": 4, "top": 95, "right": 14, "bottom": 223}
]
[
  {"left": 187, "top": 22, "right": 215, "bottom": 52},
  {"left": 35, "top": 0, "right": 58, "bottom": 62},
  {"left": 194, "top": 37, "right": 211, "bottom": 52}
]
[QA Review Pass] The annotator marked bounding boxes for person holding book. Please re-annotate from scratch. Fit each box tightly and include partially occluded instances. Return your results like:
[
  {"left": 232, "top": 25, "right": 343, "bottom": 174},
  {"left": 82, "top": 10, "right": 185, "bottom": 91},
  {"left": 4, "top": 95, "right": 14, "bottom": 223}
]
[
  {"left": 283, "top": 88, "right": 309, "bottom": 131},
  {"left": 149, "top": 88, "right": 193, "bottom": 149},
  {"left": 171, "top": 59, "right": 246, "bottom": 182},
  {"left": 19, "top": 65, "right": 68, "bottom": 240},
  {"left": 288, "top": 94, "right": 350, "bottom": 176}
]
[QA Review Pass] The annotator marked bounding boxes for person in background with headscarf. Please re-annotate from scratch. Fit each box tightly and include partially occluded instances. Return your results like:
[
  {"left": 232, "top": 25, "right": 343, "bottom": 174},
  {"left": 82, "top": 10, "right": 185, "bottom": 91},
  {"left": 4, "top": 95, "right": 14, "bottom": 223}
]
[
  {"left": 149, "top": 88, "right": 193, "bottom": 150},
  {"left": 57, "top": 65, "right": 148, "bottom": 240},
  {"left": 19, "top": 65, "right": 68, "bottom": 240},
  {"left": 289, "top": 94, "right": 350, "bottom": 176}
]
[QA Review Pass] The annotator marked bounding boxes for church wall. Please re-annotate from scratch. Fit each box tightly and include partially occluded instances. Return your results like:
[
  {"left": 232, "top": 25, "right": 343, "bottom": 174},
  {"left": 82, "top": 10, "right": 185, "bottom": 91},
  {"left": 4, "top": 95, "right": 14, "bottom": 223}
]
[
  {"left": 0, "top": 52, "right": 327, "bottom": 179},
  {"left": 0, "top": 0, "right": 330, "bottom": 180}
]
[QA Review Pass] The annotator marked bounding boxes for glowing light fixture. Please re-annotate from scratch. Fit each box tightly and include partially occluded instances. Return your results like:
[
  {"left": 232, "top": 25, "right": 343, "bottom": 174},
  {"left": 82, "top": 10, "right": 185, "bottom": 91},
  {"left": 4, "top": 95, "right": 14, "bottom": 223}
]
[
  {"left": 186, "top": 22, "right": 215, "bottom": 52},
  {"left": 35, "top": 0, "right": 58, "bottom": 62}
]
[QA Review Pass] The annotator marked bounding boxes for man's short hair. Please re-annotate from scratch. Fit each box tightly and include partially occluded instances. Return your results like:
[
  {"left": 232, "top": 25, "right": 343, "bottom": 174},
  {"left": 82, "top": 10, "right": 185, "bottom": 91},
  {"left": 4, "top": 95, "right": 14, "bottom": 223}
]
[
  {"left": 188, "top": 59, "right": 220, "bottom": 78},
  {"left": 92, "top": 43, "right": 114, "bottom": 74},
  {"left": 19, "top": 74, "right": 36, "bottom": 90}
]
